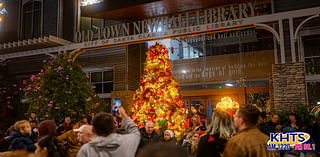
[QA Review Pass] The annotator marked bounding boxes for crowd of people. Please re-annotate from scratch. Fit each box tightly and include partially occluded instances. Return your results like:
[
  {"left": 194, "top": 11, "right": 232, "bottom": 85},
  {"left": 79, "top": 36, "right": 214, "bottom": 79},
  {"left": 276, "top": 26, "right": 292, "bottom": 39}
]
[{"left": 0, "top": 104, "right": 319, "bottom": 157}]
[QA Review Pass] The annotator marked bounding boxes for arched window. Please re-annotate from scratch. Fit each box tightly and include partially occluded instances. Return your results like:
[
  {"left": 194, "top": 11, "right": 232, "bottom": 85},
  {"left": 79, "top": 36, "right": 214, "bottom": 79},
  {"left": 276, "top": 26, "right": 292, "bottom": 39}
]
[{"left": 22, "top": 0, "right": 41, "bottom": 39}]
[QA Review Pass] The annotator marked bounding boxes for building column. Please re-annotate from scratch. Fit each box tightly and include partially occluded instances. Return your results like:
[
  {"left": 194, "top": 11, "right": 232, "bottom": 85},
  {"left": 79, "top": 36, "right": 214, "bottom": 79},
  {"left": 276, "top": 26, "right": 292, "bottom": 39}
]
[
  {"left": 74, "top": 0, "right": 81, "bottom": 33},
  {"left": 279, "top": 19, "right": 286, "bottom": 64},
  {"left": 271, "top": 62, "right": 307, "bottom": 111}
]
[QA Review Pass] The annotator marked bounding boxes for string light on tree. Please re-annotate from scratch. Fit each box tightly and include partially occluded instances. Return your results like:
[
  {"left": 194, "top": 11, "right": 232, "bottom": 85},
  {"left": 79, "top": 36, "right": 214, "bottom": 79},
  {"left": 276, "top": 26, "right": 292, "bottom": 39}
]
[{"left": 130, "top": 43, "right": 186, "bottom": 139}]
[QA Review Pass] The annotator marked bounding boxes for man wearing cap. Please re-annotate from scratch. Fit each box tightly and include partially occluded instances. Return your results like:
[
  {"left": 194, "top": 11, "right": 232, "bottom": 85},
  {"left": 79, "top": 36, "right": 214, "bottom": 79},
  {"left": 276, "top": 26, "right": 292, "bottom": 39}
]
[
  {"left": 58, "top": 122, "right": 84, "bottom": 157},
  {"left": 75, "top": 125, "right": 95, "bottom": 144}
]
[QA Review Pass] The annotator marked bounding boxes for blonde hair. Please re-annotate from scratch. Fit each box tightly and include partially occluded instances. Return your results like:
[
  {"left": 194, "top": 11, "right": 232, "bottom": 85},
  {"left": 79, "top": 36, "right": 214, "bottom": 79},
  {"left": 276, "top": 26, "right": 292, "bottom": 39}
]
[
  {"left": 191, "top": 115, "right": 201, "bottom": 128},
  {"left": 185, "top": 131, "right": 200, "bottom": 155},
  {"left": 14, "top": 120, "right": 30, "bottom": 131},
  {"left": 205, "top": 109, "right": 235, "bottom": 140},
  {"left": 186, "top": 131, "right": 199, "bottom": 140},
  {"left": 191, "top": 137, "right": 200, "bottom": 154}
]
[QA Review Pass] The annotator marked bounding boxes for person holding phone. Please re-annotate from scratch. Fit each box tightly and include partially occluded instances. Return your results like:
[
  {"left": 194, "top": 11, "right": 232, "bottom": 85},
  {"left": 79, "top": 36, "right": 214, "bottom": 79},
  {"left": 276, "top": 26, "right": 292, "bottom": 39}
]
[{"left": 76, "top": 107, "right": 141, "bottom": 157}]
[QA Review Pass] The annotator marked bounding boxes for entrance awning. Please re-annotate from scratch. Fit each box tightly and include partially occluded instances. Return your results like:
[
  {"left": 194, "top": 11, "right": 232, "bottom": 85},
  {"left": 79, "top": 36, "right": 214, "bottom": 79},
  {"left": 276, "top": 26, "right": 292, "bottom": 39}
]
[{"left": 0, "top": 35, "right": 71, "bottom": 55}]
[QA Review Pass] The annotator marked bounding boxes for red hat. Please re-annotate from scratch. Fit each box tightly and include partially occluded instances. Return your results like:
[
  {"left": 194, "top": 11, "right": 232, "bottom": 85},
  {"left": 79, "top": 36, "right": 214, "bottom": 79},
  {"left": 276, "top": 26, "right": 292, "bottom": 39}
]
[{"left": 38, "top": 120, "right": 56, "bottom": 137}]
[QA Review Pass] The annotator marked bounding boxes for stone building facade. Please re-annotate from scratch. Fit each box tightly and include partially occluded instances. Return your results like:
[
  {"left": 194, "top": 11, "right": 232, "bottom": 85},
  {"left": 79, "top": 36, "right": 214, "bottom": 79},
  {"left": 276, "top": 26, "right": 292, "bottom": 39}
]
[{"left": 271, "top": 63, "right": 307, "bottom": 110}]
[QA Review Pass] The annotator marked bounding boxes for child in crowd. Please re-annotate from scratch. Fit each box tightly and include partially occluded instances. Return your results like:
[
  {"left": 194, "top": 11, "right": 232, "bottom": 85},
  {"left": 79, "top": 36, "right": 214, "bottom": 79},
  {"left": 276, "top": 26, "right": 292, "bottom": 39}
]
[
  {"left": 29, "top": 120, "right": 38, "bottom": 142},
  {"left": 29, "top": 112, "right": 39, "bottom": 124},
  {"left": 9, "top": 120, "right": 36, "bottom": 152}
]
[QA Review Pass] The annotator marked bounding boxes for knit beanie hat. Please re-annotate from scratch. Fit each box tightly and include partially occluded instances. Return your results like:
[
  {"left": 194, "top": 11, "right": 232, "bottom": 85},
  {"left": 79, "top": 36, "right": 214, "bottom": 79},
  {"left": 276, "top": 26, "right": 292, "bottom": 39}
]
[
  {"left": 165, "top": 130, "right": 174, "bottom": 138},
  {"left": 38, "top": 120, "right": 56, "bottom": 137}
]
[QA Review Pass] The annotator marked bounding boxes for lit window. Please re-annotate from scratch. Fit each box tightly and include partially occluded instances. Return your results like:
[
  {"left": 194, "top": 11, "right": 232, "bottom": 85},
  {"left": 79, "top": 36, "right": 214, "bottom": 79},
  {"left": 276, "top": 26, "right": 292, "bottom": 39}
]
[
  {"left": 22, "top": 0, "right": 42, "bottom": 39},
  {"left": 80, "top": 17, "right": 104, "bottom": 32},
  {"left": 89, "top": 71, "right": 113, "bottom": 94},
  {"left": 304, "top": 35, "right": 320, "bottom": 75}
]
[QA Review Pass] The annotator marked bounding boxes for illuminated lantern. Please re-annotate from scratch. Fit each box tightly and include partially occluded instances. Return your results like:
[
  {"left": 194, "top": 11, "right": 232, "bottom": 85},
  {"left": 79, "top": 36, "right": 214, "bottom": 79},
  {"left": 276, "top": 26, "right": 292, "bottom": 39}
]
[{"left": 216, "top": 97, "right": 239, "bottom": 117}]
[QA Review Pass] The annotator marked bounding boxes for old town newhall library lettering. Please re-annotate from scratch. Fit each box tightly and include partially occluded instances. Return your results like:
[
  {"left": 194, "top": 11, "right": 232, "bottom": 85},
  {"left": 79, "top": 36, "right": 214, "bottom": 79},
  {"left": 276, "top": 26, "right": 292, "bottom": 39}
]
[{"left": 74, "top": 2, "right": 254, "bottom": 44}]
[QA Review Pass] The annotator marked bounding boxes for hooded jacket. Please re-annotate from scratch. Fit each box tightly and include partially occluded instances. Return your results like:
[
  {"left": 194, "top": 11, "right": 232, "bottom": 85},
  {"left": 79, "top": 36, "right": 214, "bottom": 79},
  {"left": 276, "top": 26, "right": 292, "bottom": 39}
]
[
  {"left": 76, "top": 117, "right": 140, "bottom": 157},
  {"left": 9, "top": 131, "right": 36, "bottom": 152}
]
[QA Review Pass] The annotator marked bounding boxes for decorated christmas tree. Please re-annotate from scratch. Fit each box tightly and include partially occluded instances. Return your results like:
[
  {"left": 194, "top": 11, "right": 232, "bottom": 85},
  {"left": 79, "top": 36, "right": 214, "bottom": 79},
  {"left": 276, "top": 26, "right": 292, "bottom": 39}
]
[
  {"left": 130, "top": 43, "right": 185, "bottom": 138},
  {"left": 24, "top": 53, "right": 104, "bottom": 124}
]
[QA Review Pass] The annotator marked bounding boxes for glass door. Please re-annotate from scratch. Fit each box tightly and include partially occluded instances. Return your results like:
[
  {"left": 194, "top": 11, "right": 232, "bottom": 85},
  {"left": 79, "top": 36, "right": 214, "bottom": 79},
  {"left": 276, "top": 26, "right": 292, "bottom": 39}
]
[
  {"left": 183, "top": 96, "right": 207, "bottom": 119},
  {"left": 190, "top": 99, "right": 205, "bottom": 119}
]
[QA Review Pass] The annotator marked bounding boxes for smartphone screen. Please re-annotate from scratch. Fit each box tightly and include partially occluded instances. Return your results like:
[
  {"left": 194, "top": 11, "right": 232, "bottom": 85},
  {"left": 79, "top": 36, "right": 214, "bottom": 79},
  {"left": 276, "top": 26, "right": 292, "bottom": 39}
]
[{"left": 112, "top": 98, "right": 121, "bottom": 114}]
